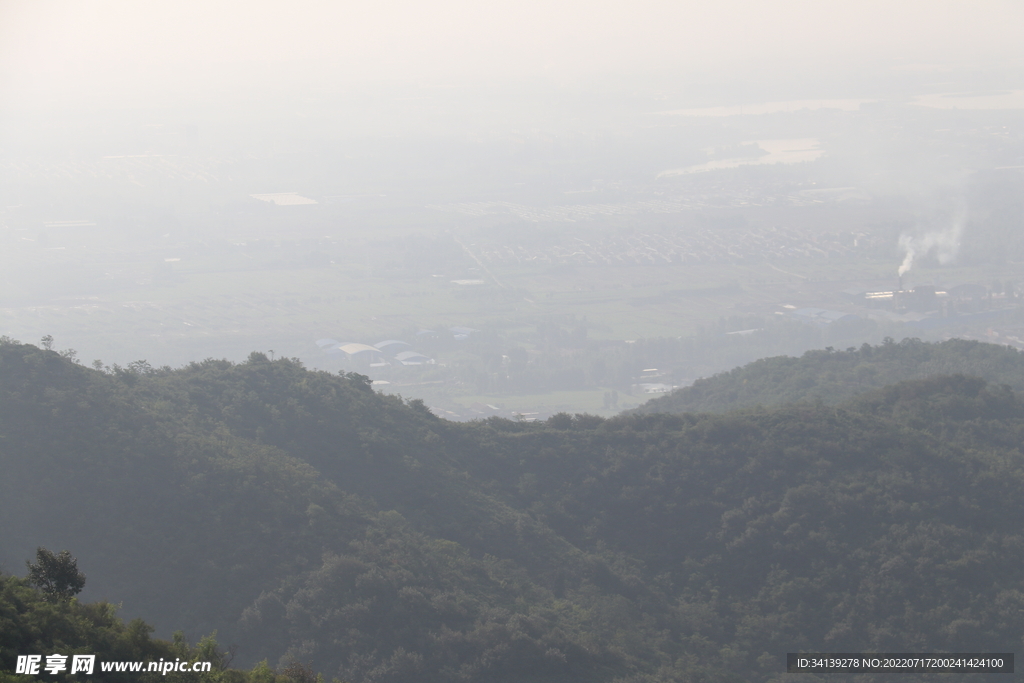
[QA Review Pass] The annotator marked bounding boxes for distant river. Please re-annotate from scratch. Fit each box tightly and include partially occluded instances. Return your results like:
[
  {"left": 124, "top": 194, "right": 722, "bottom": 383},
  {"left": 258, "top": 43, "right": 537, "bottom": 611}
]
[
  {"left": 656, "top": 99, "right": 873, "bottom": 117},
  {"left": 658, "top": 138, "right": 823, "bottom": 177},
  {"left": 912, "top": 90, "right": 1024, "bottom": 110}
]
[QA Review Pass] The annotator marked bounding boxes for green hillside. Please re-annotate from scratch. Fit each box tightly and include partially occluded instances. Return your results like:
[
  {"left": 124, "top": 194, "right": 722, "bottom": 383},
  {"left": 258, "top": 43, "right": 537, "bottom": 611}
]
[
  {"left": 2, "top": 338, "right": 1023, "bottom": 682},
  {"left": 634, "top": 337, "right": 1024, "bottom": 414}
]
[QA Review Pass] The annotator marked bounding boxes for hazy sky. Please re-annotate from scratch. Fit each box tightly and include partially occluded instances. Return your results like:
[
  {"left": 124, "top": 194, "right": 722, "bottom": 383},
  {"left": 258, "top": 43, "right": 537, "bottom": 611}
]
[{"left": 2, "top": 0, "right": 1023, "bottom": 116}]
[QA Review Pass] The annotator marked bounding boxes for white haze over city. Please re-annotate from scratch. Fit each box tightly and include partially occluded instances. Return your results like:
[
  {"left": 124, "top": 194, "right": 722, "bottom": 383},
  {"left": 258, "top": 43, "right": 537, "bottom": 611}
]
[{"left": 1, "top": 0, "right": 1023, "bottom": 417}]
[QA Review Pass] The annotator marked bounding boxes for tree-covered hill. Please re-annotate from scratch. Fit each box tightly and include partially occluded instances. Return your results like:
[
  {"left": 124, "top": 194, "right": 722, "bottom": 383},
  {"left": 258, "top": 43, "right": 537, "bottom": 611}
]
[
  {"left": 0, "top": 564, "right": 330, "bottom": 683},
  {"left": 2, "top": 339, "right": 1023, "bottom": 682},
  {"left": 634, "top": 337, "right": 1024, "bottom": 414}
]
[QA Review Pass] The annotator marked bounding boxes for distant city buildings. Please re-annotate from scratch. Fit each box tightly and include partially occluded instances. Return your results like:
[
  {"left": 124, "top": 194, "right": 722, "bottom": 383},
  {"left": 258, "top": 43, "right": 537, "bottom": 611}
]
[{"left": 446, "top": 224, "right": 874, "bottom": 268}]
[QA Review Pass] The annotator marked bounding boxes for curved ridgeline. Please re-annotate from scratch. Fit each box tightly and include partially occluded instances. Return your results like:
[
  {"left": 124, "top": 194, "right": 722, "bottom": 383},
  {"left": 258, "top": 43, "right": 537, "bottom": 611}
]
[
  {"left": 2, "top": 338, "right": 1023, "bottom": 683},
  {"left": 635, "top": 337, "right": 1024, "bottom": 415}
]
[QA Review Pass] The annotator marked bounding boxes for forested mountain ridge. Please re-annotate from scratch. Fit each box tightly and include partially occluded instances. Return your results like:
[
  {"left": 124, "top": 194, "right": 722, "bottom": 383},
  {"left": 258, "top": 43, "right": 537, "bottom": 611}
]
[
  {"left": 2, "top": 339, "right": 1023, "bottom": 683},
  {"left": 635, "top": 337, "right": 1024, "bottom": 414}
]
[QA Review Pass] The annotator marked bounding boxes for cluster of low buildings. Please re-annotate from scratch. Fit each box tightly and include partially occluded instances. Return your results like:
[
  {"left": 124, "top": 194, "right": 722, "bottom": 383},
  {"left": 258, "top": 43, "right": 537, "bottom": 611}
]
[
  {"left": 464, "top": 225, "right": 873, "bottom": 267},
  {"left": 315, "top": 327, "right": 479, "bottom": 367},
  {"left": 428, "top": 182, "right": 869, "bottom": 222},
  {"left": 315, "top": 338, "right": 433, "bottom": 367},
  {"left": 790, "top": 281, "right": 1019, "bottom": 331},
  {"left": 848, "top": 282, "right": 1012, "bottom": 315}
]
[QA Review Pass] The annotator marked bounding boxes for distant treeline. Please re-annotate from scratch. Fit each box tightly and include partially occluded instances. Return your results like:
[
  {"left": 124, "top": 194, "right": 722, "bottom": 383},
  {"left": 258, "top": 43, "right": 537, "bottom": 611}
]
[
  {"left": 359, "top": 313, "right": 923, "bottom": 403},
  {"left": 636, "top": 336, "right": 1024, "bottom": 414}
]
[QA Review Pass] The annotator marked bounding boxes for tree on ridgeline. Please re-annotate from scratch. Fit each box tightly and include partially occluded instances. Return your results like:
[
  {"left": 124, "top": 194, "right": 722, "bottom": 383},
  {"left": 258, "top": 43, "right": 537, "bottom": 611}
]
[{"left": 26, "top": 547, "right": 86, "bottom": 602}]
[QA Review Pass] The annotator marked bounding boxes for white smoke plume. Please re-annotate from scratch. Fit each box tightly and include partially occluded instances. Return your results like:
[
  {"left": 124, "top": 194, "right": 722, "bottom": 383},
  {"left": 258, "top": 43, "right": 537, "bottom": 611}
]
[{"left": 896, "top": 205, "right": 966, "bottom": 277}]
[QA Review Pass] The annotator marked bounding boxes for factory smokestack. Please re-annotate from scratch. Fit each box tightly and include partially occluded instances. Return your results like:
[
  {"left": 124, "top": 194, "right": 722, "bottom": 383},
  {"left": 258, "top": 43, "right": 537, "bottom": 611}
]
[
  {"left": 895, "top": 207, "right": 965, "bottom": 281},
  {"left": 898, "top": 234, "right": 915, "bottom": 277}
]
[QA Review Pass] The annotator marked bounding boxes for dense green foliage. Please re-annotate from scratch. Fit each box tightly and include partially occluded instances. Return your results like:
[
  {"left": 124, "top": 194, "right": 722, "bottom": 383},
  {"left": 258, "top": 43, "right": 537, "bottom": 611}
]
[
  {"left": 0, "top": 570, "right": 218, "bottom": 683},
  {"left": 2, "top": 338, "right": 1023, "bottom": 682},
  {"left": 635, "top": 337, "right": 1024, "bottom": 414},
  {"left": 0, "top": 569, "right": 330, "bottom": 683}
]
